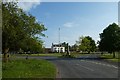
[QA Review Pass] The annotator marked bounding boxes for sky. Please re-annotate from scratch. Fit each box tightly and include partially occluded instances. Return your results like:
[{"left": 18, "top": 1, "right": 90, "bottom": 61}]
[{"left": 16, "top": 1, "right": 118, "bottom": 48}]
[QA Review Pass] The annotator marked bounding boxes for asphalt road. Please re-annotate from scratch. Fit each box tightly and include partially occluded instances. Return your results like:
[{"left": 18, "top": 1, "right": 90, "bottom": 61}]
[
  {"left": 47, "top": 54, "right": 118, "bottom": 78},
  {"left": 15, "top": 54, "right": 118, "bottom": 78},
  {"left": 50, "top": 59, "right": 118, "bottom": 78}
]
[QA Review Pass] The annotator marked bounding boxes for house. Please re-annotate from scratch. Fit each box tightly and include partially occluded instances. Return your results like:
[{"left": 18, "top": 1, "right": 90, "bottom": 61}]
[
  {"left": 51, "top": 43, "right": 65, "bottom": 53},
  {"left": 45, "top": 48, "right": 52, "bottom": 53}
]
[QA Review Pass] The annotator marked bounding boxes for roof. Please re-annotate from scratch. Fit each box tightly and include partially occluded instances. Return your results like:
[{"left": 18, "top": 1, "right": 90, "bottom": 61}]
[{"left": 52, "top": 43, "right": 64, "bottom": 47}]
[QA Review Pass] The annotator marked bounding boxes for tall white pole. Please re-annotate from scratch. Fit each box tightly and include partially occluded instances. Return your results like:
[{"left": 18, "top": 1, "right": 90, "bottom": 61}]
[{"left": 59, "top": 28, "right": 60, "bottom": 53}]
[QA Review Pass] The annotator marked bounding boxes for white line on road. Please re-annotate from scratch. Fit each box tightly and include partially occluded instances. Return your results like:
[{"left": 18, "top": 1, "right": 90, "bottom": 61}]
[
  {"left": 76, "top": 64, "right": 94, "bottom": 71},
  {"left": 82, "top": 60, "right": 118, "bottom": 69},
  {"left": 111, "top": 65, "right": 118, "bottom": 69}
]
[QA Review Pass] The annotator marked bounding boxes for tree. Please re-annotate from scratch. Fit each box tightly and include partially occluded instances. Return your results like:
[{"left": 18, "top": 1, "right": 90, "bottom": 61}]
[
  {"left": 61, "top": 42, "right": 68, "bottom": 52},
  {"left": 76, "top": 36, "right": 96, "bottom": 53},
  {"left": 86, "top": 36, "right": 96, "bottom": 52},
  {"left": 70, "top": 44, "right": 78, "bottom": 52},
  {"left": 0, "top": 3, "right": 2, "bottom": 54},
  {"left": 99, "top": 23, "right": 120, "bottom": 58},
  {"left": 2, "top": 2, "right": 47, "bottom": 62}
]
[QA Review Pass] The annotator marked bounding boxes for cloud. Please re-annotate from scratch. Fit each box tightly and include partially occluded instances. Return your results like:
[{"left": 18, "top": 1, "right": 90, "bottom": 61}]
[
  {"left": 63, "top": 22, "right": 80, "bottom": 28},
  {"left": 3, "top": 0, "right": 41, "bottom": 11},
  {"left": 3, "top": 0, "right": 41, "bottom": 2},
  {"left": 17, "top": 0, "right": 41, "bottom": 11},
  {"left": 63, "top": 22, "right": 74, "bottom": 28}
]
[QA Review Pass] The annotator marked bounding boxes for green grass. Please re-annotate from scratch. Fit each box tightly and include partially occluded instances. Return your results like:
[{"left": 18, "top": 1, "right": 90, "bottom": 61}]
[
  {"left": 100, "top": 54, "right": 113, "bottom": 59},
  {"left": 2, "top": 59, "right": 56, "bottom": 78},
  {"left": 107, "top": 59, "right": 120, "bottom": 62},
  {"left": 0, "top": 60, "right": 2, "bottom": 79},
  {"left": 100, "top": 53, "right": 120, "bottom": 62},
  {"left": 7, "top": 53, "right": 91, "bottom": 58},
  {"left": 58, "top": 54, "right": 76, "bottom": 58},
  {"left": 12, "top": 53, "right": 61, "bottom": 57},
  {"left": 30, "top": 53, "right": 61, "bottom": 57},
  {"left": 72, "top": 53, "right": 91, "bottom": 57}
]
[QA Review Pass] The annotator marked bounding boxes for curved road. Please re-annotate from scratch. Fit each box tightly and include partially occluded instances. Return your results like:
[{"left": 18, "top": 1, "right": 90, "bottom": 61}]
[
  {"left": 16, "top": 54, "right": 118, "bottom": 78},
  {"left": 50, "top": 58, "right": 118, "bottom": 78}
]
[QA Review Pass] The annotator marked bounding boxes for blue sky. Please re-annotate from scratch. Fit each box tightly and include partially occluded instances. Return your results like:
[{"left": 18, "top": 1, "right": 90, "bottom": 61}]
[{"left": 18, "top": 2, "right": 118, "bottom": 48}]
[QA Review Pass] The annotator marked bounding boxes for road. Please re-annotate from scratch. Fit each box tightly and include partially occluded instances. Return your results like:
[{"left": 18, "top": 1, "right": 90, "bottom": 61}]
[
  {"left": 16, "top": 54, "right": 118, "bottom": 78},
  {"left": 50, "top": 59, "right": 118, "bottom": 78}
]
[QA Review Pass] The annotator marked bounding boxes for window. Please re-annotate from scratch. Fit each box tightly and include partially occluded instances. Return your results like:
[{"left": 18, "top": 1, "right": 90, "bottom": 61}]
[
  {"left": 54, "top": 48, "right": 57, "bottom": 52},
  {"left": 60, "top": 48, "right": 63, "bottom": 52}
]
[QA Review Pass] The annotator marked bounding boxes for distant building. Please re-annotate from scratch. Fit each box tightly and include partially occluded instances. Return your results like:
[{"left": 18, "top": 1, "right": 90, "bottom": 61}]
[
  {"left": 51, "top": 43, "right": 65, "bottom": 53},
  {"left": 45, "top": 48, "right": 52, "bottom": 53}
]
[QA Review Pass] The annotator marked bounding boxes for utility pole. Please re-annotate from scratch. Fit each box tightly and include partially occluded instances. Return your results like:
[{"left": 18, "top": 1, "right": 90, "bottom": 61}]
[
  {"left": 67, "top": 43, "right": 70, "bottom": 56},
  {"left": 59, "top": 28, "right": 60, "bottom": 53}
]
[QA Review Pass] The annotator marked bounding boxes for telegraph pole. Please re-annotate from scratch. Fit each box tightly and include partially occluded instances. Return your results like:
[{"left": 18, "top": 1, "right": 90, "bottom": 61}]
[{"left": 59, "top": 28, "right": 60, "bottom": 53}]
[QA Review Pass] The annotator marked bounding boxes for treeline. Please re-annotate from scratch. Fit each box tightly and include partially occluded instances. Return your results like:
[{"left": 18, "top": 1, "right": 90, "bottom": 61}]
[
  {"left": 2, "top": 2, "right": 47, "bottom": 54},
  {"left": 70, "top": 23, "right": 120, "bottom": 57},
  {"left": 98, "top": 23, "right": 120, "bottom": 57}
]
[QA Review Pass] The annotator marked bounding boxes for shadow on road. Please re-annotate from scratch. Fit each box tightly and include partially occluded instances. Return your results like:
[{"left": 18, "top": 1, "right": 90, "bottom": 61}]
[
  {"left": 45, "top": 57, "right": 102, "bottom": 61},
  {"left": 44, "top": 56, "right": 118, "bottom": 66}
]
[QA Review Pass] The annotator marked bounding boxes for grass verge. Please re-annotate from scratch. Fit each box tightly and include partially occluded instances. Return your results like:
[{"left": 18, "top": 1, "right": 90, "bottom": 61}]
[
  {"left": 11, "top": 53, "right": 61, "bottom": 57},
  {"left": 100, "top": 53, "right": 120, "bottom": 62},
  {"left": 2, "top": 59, "right": 56, "bottom": 78},
  {"left": 30, "top": 53, "right": 61, "bottom": 57}
]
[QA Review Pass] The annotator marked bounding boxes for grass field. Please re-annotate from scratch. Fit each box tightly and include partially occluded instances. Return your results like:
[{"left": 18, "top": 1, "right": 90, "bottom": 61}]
[
  {"left": 2, "top": 59, "right": 56, "bottom": 78},
  {"left": 99, "top": 52, "right": 120, "bottom": 62},
  {"left": 11, "top": 53, "right": 62, "bottom": 57},
  {"left": 30, "top": 53, "right": 61, "bottom": 57}
]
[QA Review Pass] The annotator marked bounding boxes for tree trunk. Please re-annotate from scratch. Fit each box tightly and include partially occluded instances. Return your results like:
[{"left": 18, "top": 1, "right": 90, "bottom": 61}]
[
  {"left": 101, "top": 52, "right": 103, "bottom": 55},
  {"left": 113, "top": 52, "right": 115, "bottom": 58},
  {"left": 88, "top": 51, "right": 90, "bottom": 54},
  {"left": 3, "top": 48, "right": 9, "bottom": 63}
]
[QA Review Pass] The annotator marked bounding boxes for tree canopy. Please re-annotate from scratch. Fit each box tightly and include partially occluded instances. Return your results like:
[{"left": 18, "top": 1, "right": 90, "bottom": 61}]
[
  {"left": 76, "top": 36, "right": 96, "bottom": 53},
  {"left": 2, "top": 2, "right": 47, "bottom": 53},
  {"left": 99, "top": 23, "right": 120, "bottom": 53}
]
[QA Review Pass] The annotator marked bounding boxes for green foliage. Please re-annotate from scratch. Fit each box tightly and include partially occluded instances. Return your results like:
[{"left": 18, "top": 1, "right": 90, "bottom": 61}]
[
  {"left": 99, "top": 52, "right": 120, "bottom": 62},
  {"left": 99, "top": 23, "right": 120, "bottom": 52},
  {"left": 76, "top": 36, "right": 96, "bottom": 53},
  {"left": 70, "top": 44, "right": 78, "bottom": 51},
  {"left": 2, "top": 2, "right": 47, "bottom": 53},
  {"left": 61, "top": 42, "right": 68, "bottom": 51}
]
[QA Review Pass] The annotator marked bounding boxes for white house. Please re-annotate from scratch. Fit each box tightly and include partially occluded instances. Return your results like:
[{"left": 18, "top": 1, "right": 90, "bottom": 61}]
[{"left": 51, "top": 43, "right": 65, "bottom": 53}]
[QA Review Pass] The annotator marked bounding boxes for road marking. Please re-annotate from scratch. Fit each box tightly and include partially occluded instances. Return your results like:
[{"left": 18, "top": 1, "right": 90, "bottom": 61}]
[
  {"left": 111, "top": 65, "right": 118, "bottom": 69},
  {"left": 80, "top": 60, "right": 85, "bottom": 61},
  {"left": 82, "top": 60, "right": 118, "bottom": 69},
  {"left": 80, "top": 65, "right": 94, "bottom": 71},
  {"left": 76, "top": 64, "right": 94, "bottom": 71}
]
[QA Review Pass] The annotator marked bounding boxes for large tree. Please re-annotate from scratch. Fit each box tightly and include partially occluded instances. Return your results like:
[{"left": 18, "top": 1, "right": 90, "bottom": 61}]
[
  {"left": 0, "top": 3, "right": 2, "bottom": 53},
  {"left": 99, "top": 23, "right": 120, "bottom": 58},
  {"left": 2, "top": 2, "right": 47, "bottom": 61},
  {"left": 76, "top": 36, "right": 96, "bottom": 53}
]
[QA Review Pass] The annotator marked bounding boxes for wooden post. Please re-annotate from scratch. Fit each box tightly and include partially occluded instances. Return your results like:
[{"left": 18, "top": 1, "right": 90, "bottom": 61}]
[
  {"left": 66, "top": 43, "right": 70, "bottom": 56},
  {"left": 3, "top": 48, "right": 9, "bottom": 62}
]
